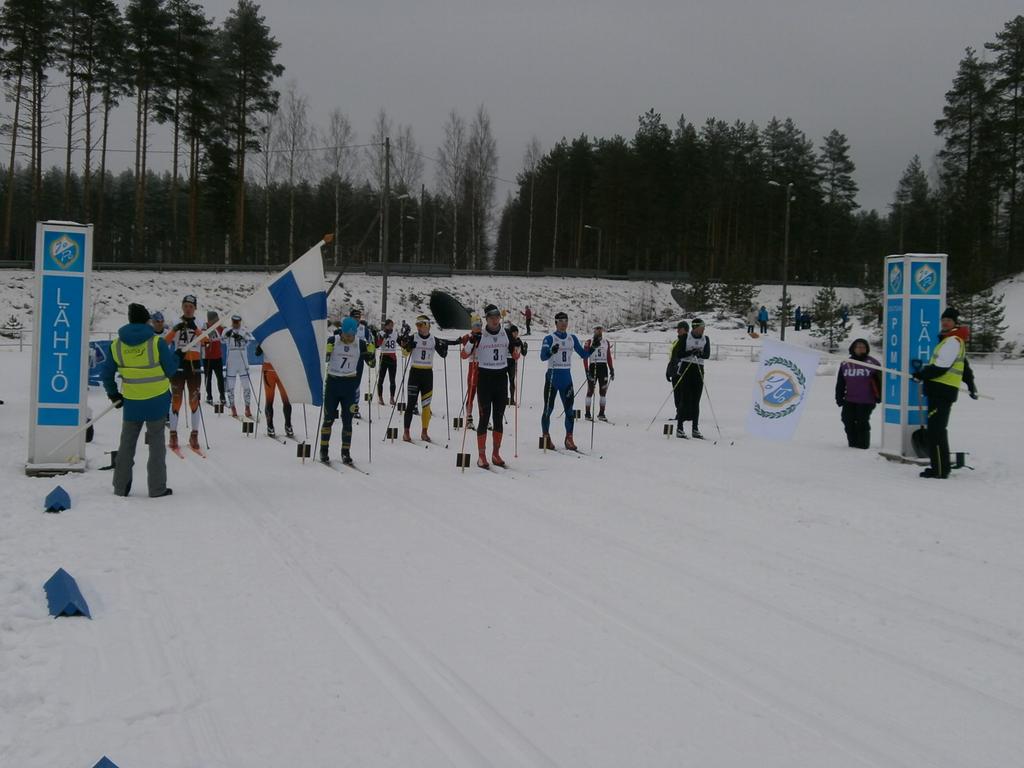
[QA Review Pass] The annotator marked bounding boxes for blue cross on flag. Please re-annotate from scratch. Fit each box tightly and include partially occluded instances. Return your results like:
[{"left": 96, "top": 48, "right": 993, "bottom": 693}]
[{"left": 236, "top": 243, "right": 328, "bottom": 406}]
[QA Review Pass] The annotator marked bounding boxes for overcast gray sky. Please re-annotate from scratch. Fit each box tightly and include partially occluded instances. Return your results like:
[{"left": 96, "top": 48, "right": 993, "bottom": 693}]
[{"left": 153, "top": 1, "right": 1022, "bottom": 212}]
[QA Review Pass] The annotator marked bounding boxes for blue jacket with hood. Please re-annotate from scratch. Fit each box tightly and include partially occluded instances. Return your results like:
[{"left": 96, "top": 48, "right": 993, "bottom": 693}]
[{"left": 100, "top": 323, "right": 178, "bottom": 422}]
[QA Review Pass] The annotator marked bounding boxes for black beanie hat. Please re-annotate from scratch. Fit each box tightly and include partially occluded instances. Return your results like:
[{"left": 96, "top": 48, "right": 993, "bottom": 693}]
[
  {"left": 128, "top": 303, "right": 150, "bottom": 324},
  {"left": 942, "top": 307, "right": 959, "bottom": 323}
]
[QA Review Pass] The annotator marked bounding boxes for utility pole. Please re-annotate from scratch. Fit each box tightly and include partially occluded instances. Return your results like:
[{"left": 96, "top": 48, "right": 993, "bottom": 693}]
[
  {"left": 781, "top": 182, "right": 792, "bottom": 341},
  {"left": 381, "top": 137, "right": 391, "bottom": 324},
  {"left": 416, "top": 184, "right": 424, "bottom": 263}
]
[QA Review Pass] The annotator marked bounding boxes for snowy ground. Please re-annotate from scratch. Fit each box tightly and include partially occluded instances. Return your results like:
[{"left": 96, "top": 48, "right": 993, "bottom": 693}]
[{"left": 2, "top": 337, "right": 1023, "bottom": 767}]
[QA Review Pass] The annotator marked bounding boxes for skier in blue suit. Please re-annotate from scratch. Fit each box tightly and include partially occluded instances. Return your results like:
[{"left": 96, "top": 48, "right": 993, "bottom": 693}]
[{"left": 540, "top": 311, "right": 595, "bottom": 451}]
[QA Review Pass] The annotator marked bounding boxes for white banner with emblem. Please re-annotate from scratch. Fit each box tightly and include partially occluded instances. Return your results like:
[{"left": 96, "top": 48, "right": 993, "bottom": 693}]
[
  {"left": 27, "top": 221, "right": 93, "bottom": 474},
  {"left": 745, "top": 340, "right": 821, "bottom": 441}
]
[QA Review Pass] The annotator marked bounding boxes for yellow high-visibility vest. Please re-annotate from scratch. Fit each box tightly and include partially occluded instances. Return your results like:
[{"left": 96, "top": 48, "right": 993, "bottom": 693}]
[
  {"left": 929, "top": 334, "right": 965, "bottom": 390},
  {"left": 110, "top": 335, "right": 169, "bottom": 400}
]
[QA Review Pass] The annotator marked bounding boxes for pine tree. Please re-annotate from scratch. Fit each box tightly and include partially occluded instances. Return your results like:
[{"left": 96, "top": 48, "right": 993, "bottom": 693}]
[
  {"left": 220, "top": 0, "right": 283, "bottom": 262},
  {"left": 857, "top": 282, "right": 883, "bottom": 326},
  {"left": 684, "top": 266, "right": 718, "bottom": 313},
  {"left": 949, "top": 284, "right": 1008, "bottom": 351},
  {"left": 891, "top": 155, "right": 937, "bottom": 252},
  {"left": 717, "top": 258, "right": 759, "bottom": 316},
  {"left": 776, "top": 292, "right": 793, "bottom": 334},
  {"left": 810, "top": 283, "right": 849, "bottom": 352},
  {"left": 935, "top": 47, "right": 999, "bottom": 283},
  {"left": 985, "top": 16, "right": 1024, "bottom": 274}
]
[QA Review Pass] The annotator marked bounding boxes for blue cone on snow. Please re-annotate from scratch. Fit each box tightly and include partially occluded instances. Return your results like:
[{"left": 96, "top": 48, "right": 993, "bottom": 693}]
[
  {"left": 43, "top": 568, "right": 91, "bottom": 618},
  {"left": 92, "top": 758, "right": 120, "bottom": 768},
  {"left": 44, "top": 485, "right": 71, "bottom": 513}
]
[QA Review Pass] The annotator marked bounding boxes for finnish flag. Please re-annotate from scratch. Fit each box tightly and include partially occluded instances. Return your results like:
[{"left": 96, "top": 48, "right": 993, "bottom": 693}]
[{"left": 236, "top": 243, "right": 329, "bottom": 406}]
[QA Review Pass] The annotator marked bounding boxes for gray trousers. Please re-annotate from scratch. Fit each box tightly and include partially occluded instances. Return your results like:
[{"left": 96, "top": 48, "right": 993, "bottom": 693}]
[{"left": 113, "top": 419, "right": 168, "bottom": 497}]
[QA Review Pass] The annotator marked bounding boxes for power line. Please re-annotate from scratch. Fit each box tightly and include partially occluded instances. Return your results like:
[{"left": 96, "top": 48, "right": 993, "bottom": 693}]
[
  {"left": 0, "top": 139, "right": 381, "bottom": 156},
  {"left": 411, "top": 149, "right": 516, "bottom": 186}
]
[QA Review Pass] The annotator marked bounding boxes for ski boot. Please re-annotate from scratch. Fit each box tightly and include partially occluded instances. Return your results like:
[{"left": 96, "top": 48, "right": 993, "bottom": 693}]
[
  {"left": 477, "top": 433, "right": 490, "bottom": 469},
  {"left": 266, "top": 424, "right": 276, "bottom": 438},
  {"left": 692, "top": 428, "right": 705, "bottom": 440},
  {"left": 341, "top": 448, "right": 353, "bottom": 466},
  {"left": 491, "top": 432, "right": 506, "bottom": 467},
  {"left": 919, "top": 467, "right": 949, "bottom": 479},
  {"left": 467, "top": 416, "right": 474, "bottom": 430},
  {"left": 319, "top": 446, "right": 330, "bottom": 464},
  {"left": 421, "top": 429, "right": 432, "bottom": 443},
  {"left": 169, "top": 430, "right": 179, "bottom": 450},
  {"left": 206, "top": 397, "right": 213, "bottom": 406},
  {"left": 353, "top": 406, "right": 362, "bottom": 420},
  {"left": 189, "top": 430, "right": 201, "bottom": 450},
  {"left": 564, "top": 433, "right": 578, "bottom": 451},
  {"left": 285, "top": 424, "right": 294, "bottom": 438},
  {"left": 540, "top": 433, "right": 556, "bottom": 450},
  {"left": 230, "top": 405, "right": 238, "bottom": 418},
  {"left": 378, "top": 396, "right": 386, "bottom": 406},
  {"left": 676, "top": 425, "right": 689, "bottom": 439},
  {"left": 390, "top": 396, "right": 397, "bottom": 406},
  {"left": 598, "top": 409, "right": 608, "bottom": 422},
  {"left": 244, "top": 405, "right": 252, "bottom": 419},
  {"left": 585, "top": 409, "right": 593, "bottom": 421},
  {"left": 402, "top": 429, "right": 413, "bottom": 443}
]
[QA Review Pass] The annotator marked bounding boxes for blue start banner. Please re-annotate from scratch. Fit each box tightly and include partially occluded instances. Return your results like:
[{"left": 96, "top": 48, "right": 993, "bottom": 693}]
[
  {"left": 881, "top": 254, "right": 946, "bottom": 458},
  {"left": 28, "top": 222, "right": 94, "bottom": 474}
]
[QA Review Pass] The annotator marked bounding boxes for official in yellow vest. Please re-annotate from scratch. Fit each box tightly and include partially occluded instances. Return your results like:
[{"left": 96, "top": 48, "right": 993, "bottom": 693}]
[
  {"left": 100, "top": 303, "right": 179, "bottom": 498},
  {"left": 910, "top": 307, "right": 979, "bottom": 479}
]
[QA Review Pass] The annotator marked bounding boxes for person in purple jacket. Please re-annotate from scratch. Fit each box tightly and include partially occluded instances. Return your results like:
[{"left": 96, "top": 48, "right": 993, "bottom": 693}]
[{"left": 835, "top": 338, "right": 882, "bottom": 449}]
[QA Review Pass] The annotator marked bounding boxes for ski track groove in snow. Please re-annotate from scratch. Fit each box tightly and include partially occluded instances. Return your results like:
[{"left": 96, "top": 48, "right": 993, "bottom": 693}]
[
  {"left": 385, "top": 487, "right": 903, "bottom": 768},
  {"left": 507, "top": 490, "right": 1024, "bottom": 712},
  {"left": 345, "top": 430, "right": 1020, "bottom": 768},
  {"left": 184, "top": 448, "right": 558, "bottom": 768}
]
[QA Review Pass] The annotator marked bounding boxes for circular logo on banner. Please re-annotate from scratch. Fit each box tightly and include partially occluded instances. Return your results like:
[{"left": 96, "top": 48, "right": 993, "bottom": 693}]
[
  {"left": 49, "top": 235, "right": 80, "bottom": 270},
  {"left": 913, "top": 264, "right": 938, "bottom": 294},
  {"left": 755, "top": 356, "right": 807, "bottom": 419},
  {"left": 888, "top": 263, "right": 903, "bottom": 295}
]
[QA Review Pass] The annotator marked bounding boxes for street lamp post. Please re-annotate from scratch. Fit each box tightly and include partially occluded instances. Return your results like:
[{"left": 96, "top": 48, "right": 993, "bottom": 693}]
[
  {"left": 768, "top": 180, "right": 794, "bottom": 341},
  {"left": 583, "top": 224, "right": 602, "bottom": 270},
  {"left": 381, "top": 137, "right": 391, "bottom": 325}
]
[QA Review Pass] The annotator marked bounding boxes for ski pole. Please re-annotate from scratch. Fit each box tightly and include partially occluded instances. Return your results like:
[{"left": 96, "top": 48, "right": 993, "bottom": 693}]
[
  {"left": 383, "top": 351, "right": 410, "bottom": 442},
  {"left": 443, "top": 353, "right": 451, "bottom": 443},
  {"left": 195, "top": 383, "right": 211, "bottom": 450},
  {"left": 367, "top": 358, "right": 374, "bottom": 463},
  {"left": 589, "top": 375, "right": 597, "bottom": 451},
  {"left": 698, "top": 365, "right": 724, "bottom": 442},
  {"left": 645, "top": 360, "right": 693, "bottom": 431},
  {"left": 458, "top": 389, "right": 473, "bottom": 472},
  {"left": 243, "top": 364, "right": 261, "bottom": 438},
  {"left": 555, "top": 378, "right": 589, "bottom": 419}
]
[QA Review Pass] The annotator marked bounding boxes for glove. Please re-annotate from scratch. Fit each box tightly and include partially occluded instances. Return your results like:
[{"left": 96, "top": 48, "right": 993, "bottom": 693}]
[
  {"left": 471, "top": 332, "right": 481, "bottom": 346},
  {"left": 366, "top": 342, "right": 376, "bottom": 355},
  {"left": 610, "top": 369, "right": 615, "bottom": 381},
  {"left": 969, "top": 389, "right": 979, "bottom": 400},
  {"left": 836, "top": 398, "right": 845, "bottom": 407},
  {"left": 255, "top": 344, "right": 263, "bottom": 356},
  {"left": 109, "top": 392, "right": 124, "bottom": 409},
  {"left": 550, "top": 342, "right": 560, "bottom": 354},
  {"left": 521, "top": 342, "right": 528, "bottom": 355},
  {"left": 587, "top": 374, "right": 596, "bottom": 384}
]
